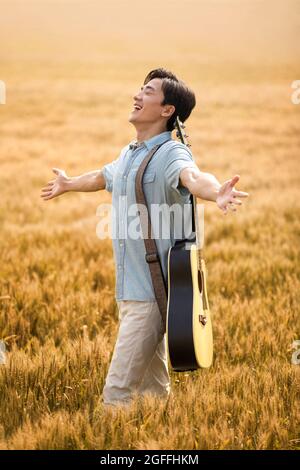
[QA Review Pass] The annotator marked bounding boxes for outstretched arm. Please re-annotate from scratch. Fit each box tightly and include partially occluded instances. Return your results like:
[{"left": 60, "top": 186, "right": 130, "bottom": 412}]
[
  {"left": 179, "top": 166, "right": 249, "bottom": 214},
  {"left": 40, "top": 167, "right": 106, "bottom": 201}
]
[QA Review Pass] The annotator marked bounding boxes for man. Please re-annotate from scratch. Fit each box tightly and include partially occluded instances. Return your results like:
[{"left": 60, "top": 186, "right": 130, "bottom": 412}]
[{"left": 40, "top": 68, "right": 249, "bottom": 408}]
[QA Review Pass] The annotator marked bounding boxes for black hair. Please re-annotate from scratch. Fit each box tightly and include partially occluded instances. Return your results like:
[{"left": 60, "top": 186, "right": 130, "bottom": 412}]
[{"left": 143, "top": 68, "right": 196, "bottom": 131}]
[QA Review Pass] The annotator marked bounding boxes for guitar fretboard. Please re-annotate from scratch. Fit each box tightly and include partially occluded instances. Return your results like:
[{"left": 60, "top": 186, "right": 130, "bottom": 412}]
[{"left": 175, "top": 116, "right": 205, "bottom": 270}]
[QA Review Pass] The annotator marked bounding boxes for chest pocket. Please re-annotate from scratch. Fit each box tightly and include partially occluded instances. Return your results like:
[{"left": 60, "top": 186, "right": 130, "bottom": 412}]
[{"left": 142, "top": 171, "right": 156, "bottom": 184}]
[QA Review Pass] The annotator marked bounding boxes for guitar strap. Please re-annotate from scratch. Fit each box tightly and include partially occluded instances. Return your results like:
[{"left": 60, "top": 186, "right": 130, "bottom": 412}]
[{"left": 135, "top": 140, "right": 195, "bottom": 333}]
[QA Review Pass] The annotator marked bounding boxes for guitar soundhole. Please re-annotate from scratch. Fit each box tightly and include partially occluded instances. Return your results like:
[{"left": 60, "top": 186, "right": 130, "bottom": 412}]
[{"left": 197, "top": 270, "right": 203, "bottom": 293}]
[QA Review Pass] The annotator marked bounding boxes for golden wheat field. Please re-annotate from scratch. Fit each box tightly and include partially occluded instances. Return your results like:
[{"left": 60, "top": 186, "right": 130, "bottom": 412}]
[{"left": 0, "top": 0, "right": 299, "bottom": 450}]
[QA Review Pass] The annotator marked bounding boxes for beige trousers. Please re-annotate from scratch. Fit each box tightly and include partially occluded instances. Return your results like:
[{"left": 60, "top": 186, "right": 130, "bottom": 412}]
[{"left": 102, "top": 300, "right": 171, "bottom": 407}]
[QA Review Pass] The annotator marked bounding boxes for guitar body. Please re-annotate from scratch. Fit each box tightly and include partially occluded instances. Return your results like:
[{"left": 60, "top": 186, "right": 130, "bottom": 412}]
[{"left": 166, "top": 241, "right": 213, "bottom": 371}]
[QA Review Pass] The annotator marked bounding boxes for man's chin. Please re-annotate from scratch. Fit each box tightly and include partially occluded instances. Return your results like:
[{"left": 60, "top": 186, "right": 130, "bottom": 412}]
[{"left": 128, "top": 114, "right": 137, "bottom": 124}]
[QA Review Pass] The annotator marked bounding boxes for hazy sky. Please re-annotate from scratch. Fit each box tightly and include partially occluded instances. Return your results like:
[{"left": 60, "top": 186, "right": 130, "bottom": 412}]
[{"left": 0, "top": 0, "right": 299, "bottom": 65}]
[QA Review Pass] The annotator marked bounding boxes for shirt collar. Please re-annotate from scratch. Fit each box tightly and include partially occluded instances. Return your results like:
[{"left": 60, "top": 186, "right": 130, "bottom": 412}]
[{"left": 129, "top": 131, "right": 172, "bottom": 151}]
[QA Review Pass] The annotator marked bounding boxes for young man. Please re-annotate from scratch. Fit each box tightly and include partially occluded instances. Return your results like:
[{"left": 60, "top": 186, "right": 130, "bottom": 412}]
[{"left": 41, "top": 68, "right": 249, "bottom": 408}]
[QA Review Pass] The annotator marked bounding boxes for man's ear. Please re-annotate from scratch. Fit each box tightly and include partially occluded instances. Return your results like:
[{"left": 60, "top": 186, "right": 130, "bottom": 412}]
[{"left": 161, "top": 104, "right": 175, "bottom": 119}]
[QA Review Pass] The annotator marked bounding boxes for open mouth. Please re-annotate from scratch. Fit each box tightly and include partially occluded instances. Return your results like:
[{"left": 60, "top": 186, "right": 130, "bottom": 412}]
[{"left": 132, "top": 103, "right": 143, "bottom": 111}]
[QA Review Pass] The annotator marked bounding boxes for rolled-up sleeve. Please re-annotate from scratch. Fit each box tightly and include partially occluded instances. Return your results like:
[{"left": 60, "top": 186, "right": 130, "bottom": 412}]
[
  {"left": 102, "top": 157, "right": 120, "bottom": 193},
  {"left": 164, "top": 148, "right": 196, "bottom": 197}
]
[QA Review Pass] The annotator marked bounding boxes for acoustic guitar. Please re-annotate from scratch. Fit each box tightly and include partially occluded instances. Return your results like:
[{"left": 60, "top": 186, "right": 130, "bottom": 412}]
[{"left": 166, "top": 117, "right": 214, "bottom": 371}]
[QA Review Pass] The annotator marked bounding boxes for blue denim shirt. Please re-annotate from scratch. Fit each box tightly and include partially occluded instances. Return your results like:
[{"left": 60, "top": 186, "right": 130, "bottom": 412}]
[{"left": 102, "top": 130, "right": 196, "bottom": 301}]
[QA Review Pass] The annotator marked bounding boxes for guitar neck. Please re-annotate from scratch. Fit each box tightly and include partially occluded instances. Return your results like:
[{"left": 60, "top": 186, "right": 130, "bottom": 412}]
[
  {"left": 192, "top": 194, "right": 205, "bottom": 267},
  {"left": 174, "top": 116, "right": 205, "bottom": 266}
]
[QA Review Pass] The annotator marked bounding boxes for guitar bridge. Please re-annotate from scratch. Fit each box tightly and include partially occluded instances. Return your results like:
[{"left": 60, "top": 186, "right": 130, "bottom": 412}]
[{"left": 199, "top": 314, "right": 207, "bottom": 326}]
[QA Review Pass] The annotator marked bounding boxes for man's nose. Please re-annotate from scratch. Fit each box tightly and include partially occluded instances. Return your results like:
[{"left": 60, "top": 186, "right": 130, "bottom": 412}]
[{"left": 133, "top": 90, "right": 142, "bottom": 100}]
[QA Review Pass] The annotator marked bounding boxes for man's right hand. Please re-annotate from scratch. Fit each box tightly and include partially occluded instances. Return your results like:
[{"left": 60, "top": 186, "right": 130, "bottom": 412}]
[{"left": 40, "top": 168, "right": 70, "bottom": 201}]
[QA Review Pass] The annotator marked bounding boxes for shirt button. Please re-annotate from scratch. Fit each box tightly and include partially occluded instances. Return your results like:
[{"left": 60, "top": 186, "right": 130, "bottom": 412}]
[
  {"left": 118, "top": 264, "right": 122, "bottom": 269},
  {"left": 120, "top": 241, "right": 123, "bottom": 246}
]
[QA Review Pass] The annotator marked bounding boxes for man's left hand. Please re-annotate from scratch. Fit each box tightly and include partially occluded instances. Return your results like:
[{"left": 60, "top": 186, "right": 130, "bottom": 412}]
[{"left": 216, "top": 175, "right": 249, "bottom": 215}]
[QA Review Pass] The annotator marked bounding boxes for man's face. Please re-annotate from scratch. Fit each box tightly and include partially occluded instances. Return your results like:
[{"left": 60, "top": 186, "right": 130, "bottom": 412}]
[{"left": 128, "top": 78, "right": 173, "bottom": 127}]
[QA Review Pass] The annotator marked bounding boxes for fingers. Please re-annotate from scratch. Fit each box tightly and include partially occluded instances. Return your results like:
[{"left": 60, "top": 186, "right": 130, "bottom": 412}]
[
  {"left": 220, "top": 176, "right": 249, "bottom": 214},
  {"left": 41, "top": 170, "right": 63, "bottom": 201},
  {"left": 228, "top": 175, "right": 249, "bottom": 197},
  {"left": 41, "top": 183, "right": 54, "bottom": 192},
  {"left": 41, "top": 189, "right": 57, "bottom": 200},
  {"left": 42, "top": 180, "right": 55, "bottom": 186},
  {"left": 232, "top": 190, "right": 249, "bottom": 198},
  {"left": 227, "top": 202, "right": 237, "bottom": 212},
  {"left": 40, "top": 189, "right": 52, "bottom": 198},
  {"left": 221, "top": 201, "right": 238, "bottom": 214},
  {"left": 41, "top": 194, "right": 53, "bottom": 201},
  {"left": 230, "top": 197, "right": 242, "bottom": 205},
  {"left": 229, "top": 174, "right": 240, "bottom": 187},
  {"left": 40, "top": 178, "right": 55, "bottom": 200},
  {"left": 40, "top": 185, "right": 54, "bottom": 200}
]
